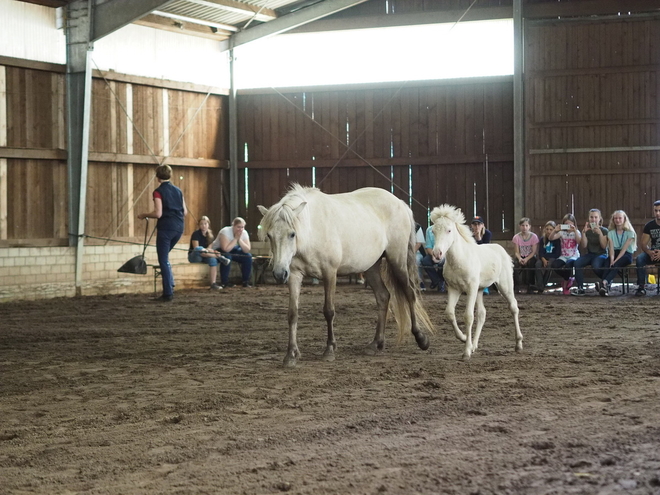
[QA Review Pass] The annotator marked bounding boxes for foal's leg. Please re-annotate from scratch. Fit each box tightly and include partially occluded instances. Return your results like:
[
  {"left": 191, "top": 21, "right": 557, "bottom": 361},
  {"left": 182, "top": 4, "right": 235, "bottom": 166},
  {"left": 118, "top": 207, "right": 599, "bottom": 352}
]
[
  {"left": 364, "top": 261, "right": 389, "bottom": 355},
  {"left": 284, "top": 271, "right": 304, "bottom": 367},
  {"left": 321, "top": 272, "right": 338, "bottom": 361},
  {"left": 472, "top": 289, "right": 487, "bottom": 353},
  {"left": 498, "top": 277, "right": 523, "bottom": 352},
  {"left": 445, "top": 287, "right": 466, "bottom": 343},
  {"left": 462, "top": 285, "right": 479, "bottom": 360}
]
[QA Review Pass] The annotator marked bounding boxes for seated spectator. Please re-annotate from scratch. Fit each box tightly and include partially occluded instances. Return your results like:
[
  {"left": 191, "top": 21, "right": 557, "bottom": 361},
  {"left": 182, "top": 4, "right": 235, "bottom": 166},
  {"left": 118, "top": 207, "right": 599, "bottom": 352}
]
[
  {"left": 599, "top": 210, "right": 636, "bottom": 297},
  {"left": 213, "top": 217, "right": 253, "bottom": 288},
  {"left": 534, "top": 221, "right": 561, "bottom": 293},
  {"left": 635, "top": 199, "right": 660, "bottom": 296},
  {"left": 571, "top": 209, "right": 608, "bottom": 296},
  {"left": 512, "top": 217, "right": 539, "bottom": 293},
  {"left": 549, "top": 213, "right": 581, "bottom": 295},
  {"left": 188, "top": 216, "right": 230, "bottom": 290},
  {"left": 421, "top": 223, "right": 445, "bottom": 292},
  {"left": 470, "top": 216, "right": 492, "bottom": 294}
]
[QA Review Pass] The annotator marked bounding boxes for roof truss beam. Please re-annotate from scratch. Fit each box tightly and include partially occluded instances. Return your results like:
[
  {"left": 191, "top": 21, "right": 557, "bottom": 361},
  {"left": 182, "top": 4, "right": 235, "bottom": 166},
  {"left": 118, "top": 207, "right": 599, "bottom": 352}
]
[
  {"left": 220, "top": 0, "right": 368, "bottom": 51},
  {"left": 183, "top": 0, "right": 277, "bottom": 23},
  {"left": 92, "top": 0, "right": 179, "bottom": 41}
]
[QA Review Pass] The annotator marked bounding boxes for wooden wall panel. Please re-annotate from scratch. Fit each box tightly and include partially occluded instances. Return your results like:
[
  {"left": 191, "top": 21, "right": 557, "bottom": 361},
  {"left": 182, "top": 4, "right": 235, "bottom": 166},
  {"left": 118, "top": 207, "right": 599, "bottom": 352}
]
[
  {"left": 239, "top": 78, "right": 515, "bottom": 238},
  {"left": 7, "top": 159, "right": 66, "bottom": 239},
  {"left": 525, "top": 17, "right": 660, "bottom": 232}
]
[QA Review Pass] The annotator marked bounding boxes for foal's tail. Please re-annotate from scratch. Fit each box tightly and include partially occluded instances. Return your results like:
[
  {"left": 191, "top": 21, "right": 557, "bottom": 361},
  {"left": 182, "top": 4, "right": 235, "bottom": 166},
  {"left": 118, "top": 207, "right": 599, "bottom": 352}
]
[{"left": 382, "top": 220, "right": 435, "bottom": 344}]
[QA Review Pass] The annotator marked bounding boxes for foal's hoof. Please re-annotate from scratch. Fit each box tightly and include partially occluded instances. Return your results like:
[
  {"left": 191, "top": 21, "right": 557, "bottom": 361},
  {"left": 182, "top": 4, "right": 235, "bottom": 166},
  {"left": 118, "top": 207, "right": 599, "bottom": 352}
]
[
  {"left": 415, "top": 332, "right": 430, "bottom": 351},
  {"left": 462, "top": 352, "right": 472, "bottom": 361},
  {"left": 515, "top": 342, "right": 523, "bottom": 352},
  {"left": 283, "top": 357, "right": 297, "bottom": 367}
]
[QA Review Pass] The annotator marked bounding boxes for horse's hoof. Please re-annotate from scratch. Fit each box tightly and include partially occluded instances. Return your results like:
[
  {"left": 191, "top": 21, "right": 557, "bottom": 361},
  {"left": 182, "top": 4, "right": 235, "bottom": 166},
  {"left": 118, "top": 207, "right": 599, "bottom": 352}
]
[
  {"left": 462, "top": 352, "right": 472, "bottom": 361},
  {"left": 283, "top": 355, "right": 298, "bottom": 367},
  {"left": 515, "top": 342, "right": 523, "bottom": 352},
  {"left": 415, "top": 333, "right": 430, "bottom": 351},
  {"left": 321, "top": 350, "right": 335, "bottom": 362},
  {"left": 364, "top": 342, "right": 382, "bottom": 356}
]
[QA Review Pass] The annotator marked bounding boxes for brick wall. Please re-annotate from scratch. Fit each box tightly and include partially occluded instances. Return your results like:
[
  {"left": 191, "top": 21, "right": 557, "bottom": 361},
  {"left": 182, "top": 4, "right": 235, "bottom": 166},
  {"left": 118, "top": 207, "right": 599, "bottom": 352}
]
[
  {"left": 0, "top": 242, "right": 208, "bottom": 302},
  {"left": 0, "top": 241, "right": 272, "bottom": 303}
]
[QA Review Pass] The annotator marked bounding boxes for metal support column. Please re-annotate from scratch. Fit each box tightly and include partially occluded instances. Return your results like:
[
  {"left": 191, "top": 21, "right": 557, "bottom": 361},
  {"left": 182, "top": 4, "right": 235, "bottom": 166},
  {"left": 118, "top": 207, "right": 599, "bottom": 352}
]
[
  {"left": 513, "top": 0, "right": 524, "bottom": 224},
  {"left": 66, "top": 0, "right": 94, "bottom": 296},
  {"left": 228, "top": 41, "right": 239, "bottom": 221}
]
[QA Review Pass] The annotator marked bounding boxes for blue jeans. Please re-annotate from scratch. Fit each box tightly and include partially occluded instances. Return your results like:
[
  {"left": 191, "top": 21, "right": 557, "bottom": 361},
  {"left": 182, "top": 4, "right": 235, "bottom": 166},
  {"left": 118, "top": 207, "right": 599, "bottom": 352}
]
[
  {"left": 602, "top": 251, "right": 633, "bottom": 284},
  {"left": 573, "top": 253, "right": 608, "bottom": 289},
  {"left": 636, "top": 252, "right": 660, "bottom": 285},
  {"left": 156, "top": 229, "right": 182, "bottom": 297},
  {"left": 220, "top": 247, "right": 252, "bottom": 285},
  {"left": 421, "top": 254, "right": 444, "bottom": 288},
  {"left": 551, "top": 258, "right": 575, "bottom": 281},
  {"left": 188, "top": 246, "right": 219, "bottom": 266}
]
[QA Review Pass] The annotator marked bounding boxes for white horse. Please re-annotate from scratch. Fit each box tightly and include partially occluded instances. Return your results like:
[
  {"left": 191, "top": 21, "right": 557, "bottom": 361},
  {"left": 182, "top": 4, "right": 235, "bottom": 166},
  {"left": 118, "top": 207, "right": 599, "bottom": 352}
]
[
  {"left": 430, "top": 204, "right": 523, "bottom": 360},
  {"left": 258, "top": 185, "right": 434, "bottom": 367}
]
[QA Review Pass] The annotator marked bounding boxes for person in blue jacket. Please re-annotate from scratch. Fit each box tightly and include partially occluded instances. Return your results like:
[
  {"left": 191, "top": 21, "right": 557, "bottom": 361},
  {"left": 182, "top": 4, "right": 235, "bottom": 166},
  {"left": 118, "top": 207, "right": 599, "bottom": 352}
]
[{"left": 138, "top": 165, "right": 187, "bottom": 302}]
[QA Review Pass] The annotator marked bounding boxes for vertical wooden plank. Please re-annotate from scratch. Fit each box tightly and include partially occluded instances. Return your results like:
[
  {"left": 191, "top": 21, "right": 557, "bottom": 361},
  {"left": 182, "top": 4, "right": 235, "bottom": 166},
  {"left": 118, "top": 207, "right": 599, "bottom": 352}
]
[{"left": 162, "top": 88, "right": 170, "bottom": 156}]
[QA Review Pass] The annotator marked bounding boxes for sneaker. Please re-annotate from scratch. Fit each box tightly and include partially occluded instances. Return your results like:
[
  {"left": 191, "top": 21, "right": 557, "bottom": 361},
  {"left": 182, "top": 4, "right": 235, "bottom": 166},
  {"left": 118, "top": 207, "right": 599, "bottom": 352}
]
[
  {"left": 561, "top": 280, "right": 569, "bottom": 295},
  {"left": 218, "top": 256, "right": 231, "bottom": 266},
  {"left": 153, "top": 294, "right": 173, "bottom": 302},
  {"left": 571, "top": 288, "right": 586, "bottom": 296},
  {"left": 635, "top": 287, "right": 646, "bottom": 297},
  {"left": 483, "top": 287, "right": 490, "bottom": 295},
  {"left": 420, "top": 283, "right": 427, "bottom": 292},
  {"left": 594, "top": 281, "right": 601, "bottom": 293},
  {"left": 599, "top": 281, "right": 609, "bottom": 297},
  {"left": 210, "top": 283, "right": 222, "bottom": 290},
  {"left": 221, "top": 282, "right": 235, "bottom": 288},
  {"left": 567, "top": 277, "right": 575, "bottom": 289},
  {"left": 242, "top": 281, "right": 253, "bottom": 288}
]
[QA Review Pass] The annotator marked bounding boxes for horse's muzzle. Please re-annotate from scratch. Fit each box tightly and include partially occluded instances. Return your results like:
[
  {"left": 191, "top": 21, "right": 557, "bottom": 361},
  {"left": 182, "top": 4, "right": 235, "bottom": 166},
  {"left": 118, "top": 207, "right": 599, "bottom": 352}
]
[{"left": 273, "top": 268, "right": 289, "bottom": 284}]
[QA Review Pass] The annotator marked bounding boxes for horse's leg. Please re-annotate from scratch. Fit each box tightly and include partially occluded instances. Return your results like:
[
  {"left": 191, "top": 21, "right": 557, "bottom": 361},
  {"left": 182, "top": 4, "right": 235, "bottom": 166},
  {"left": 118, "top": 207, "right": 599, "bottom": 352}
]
[
  {"left": 364, "top": 261, "right": 389, "bottom": 355},
  {"left": 284, "top": 272, "right": 304, "bottom": 367},
  {"left": 445, "top": 288, "right": 466, "bottom": 343},
  {"left": 462, "top": 287, "right": 478, "bottom": 360},
  {"left": 321, "top": 272, "right": 338, "bottom": 361},
  {"left": 499, "top": 280, "right": 523, "bottom": 352},
  {"left": 472, "top": 289, "right": 487, "bottom": 353}
]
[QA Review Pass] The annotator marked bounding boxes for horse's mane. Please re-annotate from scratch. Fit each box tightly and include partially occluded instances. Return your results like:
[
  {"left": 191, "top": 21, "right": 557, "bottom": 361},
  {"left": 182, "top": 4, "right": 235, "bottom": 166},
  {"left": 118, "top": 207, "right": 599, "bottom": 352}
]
[
  {"left": 258, "top": 183, "right": 315, "bottom": 241},
  {"left": 430, "top": 204, "right": 476, "bottom": 245}
]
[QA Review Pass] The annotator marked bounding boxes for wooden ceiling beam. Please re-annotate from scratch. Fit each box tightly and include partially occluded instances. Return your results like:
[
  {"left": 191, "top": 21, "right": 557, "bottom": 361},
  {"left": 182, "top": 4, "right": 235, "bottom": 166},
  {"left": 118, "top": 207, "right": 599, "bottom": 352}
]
[{"left": 134, "top": 13, "right": 231, "bottom": 40}]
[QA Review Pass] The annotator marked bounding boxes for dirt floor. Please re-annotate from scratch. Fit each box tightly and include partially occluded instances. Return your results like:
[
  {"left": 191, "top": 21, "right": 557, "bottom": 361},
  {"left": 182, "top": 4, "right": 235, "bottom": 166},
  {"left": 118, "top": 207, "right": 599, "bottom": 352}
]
[{"left": 1, "top": 281, "right": 660, "bottom": 495}]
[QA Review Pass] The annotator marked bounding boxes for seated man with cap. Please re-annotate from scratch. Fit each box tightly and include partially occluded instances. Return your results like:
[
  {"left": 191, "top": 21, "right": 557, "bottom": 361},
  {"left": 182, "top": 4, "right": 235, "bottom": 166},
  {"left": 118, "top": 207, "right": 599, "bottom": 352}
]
[{"left": 470, "top": 215, "right": 493, "bottom": 294}]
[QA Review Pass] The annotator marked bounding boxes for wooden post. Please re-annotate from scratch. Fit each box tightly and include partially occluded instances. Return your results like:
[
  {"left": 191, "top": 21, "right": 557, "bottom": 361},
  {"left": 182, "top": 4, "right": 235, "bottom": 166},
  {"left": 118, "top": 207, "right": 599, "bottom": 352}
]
[
  {"left": 126, "top": 84, "right": 134, "bottom": 238},
  {"left": 0, "top": 65, "right": 7, "bottom": 240}
]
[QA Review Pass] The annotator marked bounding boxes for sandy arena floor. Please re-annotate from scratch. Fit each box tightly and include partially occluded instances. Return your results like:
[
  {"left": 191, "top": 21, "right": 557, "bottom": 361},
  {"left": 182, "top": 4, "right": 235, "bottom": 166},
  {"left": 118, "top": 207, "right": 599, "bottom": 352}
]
[{"left": 1, "top": 282, "right": 659, "bottom": 494}]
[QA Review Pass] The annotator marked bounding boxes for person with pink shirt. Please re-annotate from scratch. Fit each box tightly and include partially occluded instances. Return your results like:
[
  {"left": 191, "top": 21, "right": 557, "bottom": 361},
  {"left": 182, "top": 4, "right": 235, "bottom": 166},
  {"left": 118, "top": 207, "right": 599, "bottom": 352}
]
[{"left": 512, "top": 217, "right": 540, "bottom": 293}]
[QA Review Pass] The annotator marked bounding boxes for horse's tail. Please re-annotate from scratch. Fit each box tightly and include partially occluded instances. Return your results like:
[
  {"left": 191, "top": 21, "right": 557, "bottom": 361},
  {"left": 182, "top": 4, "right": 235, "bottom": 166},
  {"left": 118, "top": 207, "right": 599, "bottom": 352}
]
[{"left": 381, "top": 218, "right": 435, "bottom": 343}]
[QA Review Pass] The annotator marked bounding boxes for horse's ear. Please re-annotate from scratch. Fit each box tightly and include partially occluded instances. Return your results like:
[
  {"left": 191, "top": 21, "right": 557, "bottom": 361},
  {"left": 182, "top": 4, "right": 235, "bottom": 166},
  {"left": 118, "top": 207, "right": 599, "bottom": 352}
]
[
  {"left": 292, "top": 202, "right": 307, "bottom": 216},
  {"left": 257, "top": 205, "right": 268, "bottom": 216}
]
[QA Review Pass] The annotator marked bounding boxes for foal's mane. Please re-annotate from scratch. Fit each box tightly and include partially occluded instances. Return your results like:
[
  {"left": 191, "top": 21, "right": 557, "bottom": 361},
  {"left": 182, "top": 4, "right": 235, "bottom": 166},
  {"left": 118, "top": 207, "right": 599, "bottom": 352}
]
[
  {"left": 430, "top": 204, "right": 476, "bottom": 245},
  {"left": 258, "top": 183, "right": 314, "bottom": 241}
]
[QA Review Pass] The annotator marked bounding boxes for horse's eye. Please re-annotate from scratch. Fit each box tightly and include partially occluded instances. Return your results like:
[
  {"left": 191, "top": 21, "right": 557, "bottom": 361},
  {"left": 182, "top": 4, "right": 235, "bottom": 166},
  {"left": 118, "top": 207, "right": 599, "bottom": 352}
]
[{"left": 289, "top": 232, "right": 296, "bottom": 239}]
